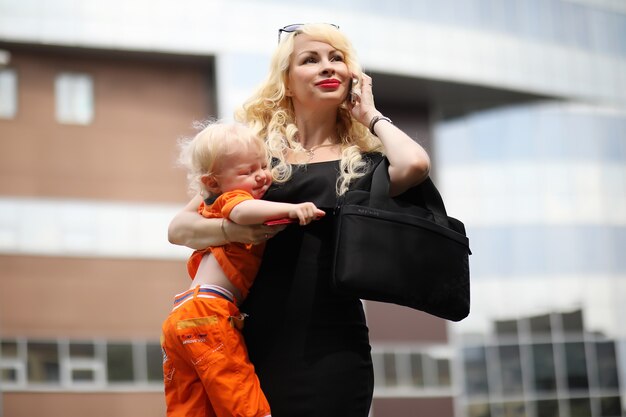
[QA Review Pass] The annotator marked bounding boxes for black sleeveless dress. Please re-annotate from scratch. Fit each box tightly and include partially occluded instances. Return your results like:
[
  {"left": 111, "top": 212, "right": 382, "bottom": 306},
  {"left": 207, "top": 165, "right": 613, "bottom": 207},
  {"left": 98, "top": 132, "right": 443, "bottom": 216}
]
[{"left": 240, "top": 159, "right": 376, "bottom": 417}]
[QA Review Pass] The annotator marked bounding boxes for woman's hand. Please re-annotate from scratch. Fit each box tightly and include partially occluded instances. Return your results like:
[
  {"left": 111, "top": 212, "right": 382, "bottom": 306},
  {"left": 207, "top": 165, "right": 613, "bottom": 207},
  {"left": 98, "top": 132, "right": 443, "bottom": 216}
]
[
  {"left": 349, "top": 73, "right": 381, "bottom": 127},
  {"left": 347, "top": 73, "right": 431, "bottom": 195},
  {"left": 223, "top": 220, "right": 286, "bottom": 245}
]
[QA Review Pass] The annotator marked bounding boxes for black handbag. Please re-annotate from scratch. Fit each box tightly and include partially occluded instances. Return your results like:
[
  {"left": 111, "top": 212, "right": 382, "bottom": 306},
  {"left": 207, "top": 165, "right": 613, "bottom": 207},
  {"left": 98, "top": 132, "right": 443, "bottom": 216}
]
[{"left": 332, "top": 157, "right": 471, "bottom": 321}]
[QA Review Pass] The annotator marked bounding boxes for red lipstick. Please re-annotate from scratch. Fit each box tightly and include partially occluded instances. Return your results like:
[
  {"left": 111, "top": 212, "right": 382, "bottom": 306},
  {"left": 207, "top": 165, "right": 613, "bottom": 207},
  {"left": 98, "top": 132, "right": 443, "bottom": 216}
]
[{"left": 316, "top": 79, "right": 341, "bottom": 89}]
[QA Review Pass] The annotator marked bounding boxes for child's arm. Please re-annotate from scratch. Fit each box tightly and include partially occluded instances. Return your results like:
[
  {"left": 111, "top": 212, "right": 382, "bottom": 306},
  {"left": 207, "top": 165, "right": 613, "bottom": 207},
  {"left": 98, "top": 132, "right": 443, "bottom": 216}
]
[
  {"left": 168, "top": 194, "right": 284, "bottom": 248},
  {"left": 229, "top": 200, "right": 325, "bottom": 226}
]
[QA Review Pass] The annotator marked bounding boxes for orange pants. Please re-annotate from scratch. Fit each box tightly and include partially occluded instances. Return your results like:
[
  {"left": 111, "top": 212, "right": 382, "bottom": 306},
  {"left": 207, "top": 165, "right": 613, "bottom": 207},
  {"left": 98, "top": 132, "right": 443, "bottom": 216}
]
[{"left": 161, "top": 285, "right": 271, "bottom": 417}]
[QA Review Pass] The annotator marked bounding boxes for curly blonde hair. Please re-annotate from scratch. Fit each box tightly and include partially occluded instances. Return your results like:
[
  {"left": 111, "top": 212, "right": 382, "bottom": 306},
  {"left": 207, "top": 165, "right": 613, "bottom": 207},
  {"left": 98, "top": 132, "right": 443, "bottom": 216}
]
[
  {"left": 234, "top": 23, "right": 383, "bottom": 195},
  {"left": 178, "top": 120, "right": 268, "bottom": 197}
]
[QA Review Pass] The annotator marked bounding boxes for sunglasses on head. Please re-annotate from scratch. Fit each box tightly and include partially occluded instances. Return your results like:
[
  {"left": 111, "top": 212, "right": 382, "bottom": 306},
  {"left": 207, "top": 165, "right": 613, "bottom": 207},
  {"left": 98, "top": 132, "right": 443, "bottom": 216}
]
[{"left": 277, "top": 23, "right": 340, "bottom": 44}]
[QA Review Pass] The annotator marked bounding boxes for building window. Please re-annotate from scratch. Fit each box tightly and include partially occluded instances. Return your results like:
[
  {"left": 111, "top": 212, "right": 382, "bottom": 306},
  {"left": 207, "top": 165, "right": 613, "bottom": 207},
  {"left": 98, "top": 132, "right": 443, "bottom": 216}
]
[
  {"left": 461, "top": 309, "right": 625, "bottom": 417},
  {"left": 595, "top": 341, "right": 619, "bottom": 389},
  {"left": 0, "top": 68, "right": 17, "bottom": 119},
  {"left": 146, "top": 342, "right": 164, "bottom": 382},
  {"left": 498, "top": 345, "right": 523, "bottom": 395},
  {"left": 531, "top": 343, "right": 557, "bottom": 393},
  {"left": 435, "top": 357, "right": 451, "bottom": 387},
  {"left": 0, "top": 339, "right": 24, "bottom": 386},
  {"left": 382, "top": 352, "right": 397, "bottom": 386},
  {"left": 371, "top": 347, "right": 452, "bottom": 392},
  {"left": 535, "top": 399, "right": 559, "bottom": 417},
  {"left": 563, "top": 342, "right": 589, "bottom": 391},
  {"left": 106, "top": 343, "right": 135, "bottom": 383},
  {"left": 410, "top": 353, "right": 424, "bottom": 387},
  {"left": 54, "top": 72, "right": 94, "bottom": 125},
  {"left": 65, "top": 340, "right": 104, "bottom": 385},
  {"left": 0, "top": 337, "right": 162, "bottom": 391},
  {"left": 27, "top": 341, "right": 60, "bottom": 384},
  {"left": 463, "top": 346, "right": 489, "bottom": 395}
]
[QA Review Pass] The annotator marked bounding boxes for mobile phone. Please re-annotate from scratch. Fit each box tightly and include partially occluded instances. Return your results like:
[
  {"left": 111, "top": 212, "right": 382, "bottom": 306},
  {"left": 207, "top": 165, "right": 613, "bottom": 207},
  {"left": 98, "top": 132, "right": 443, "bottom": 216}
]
[
  {"left": 263, "top": 218, "right": 298, "bottom": 226},
  {"left": 347, "top": 78, "right": 358, "bottom": 104},
  {"left": 263, "top": 212, "right": 326, "bottom": 226}
]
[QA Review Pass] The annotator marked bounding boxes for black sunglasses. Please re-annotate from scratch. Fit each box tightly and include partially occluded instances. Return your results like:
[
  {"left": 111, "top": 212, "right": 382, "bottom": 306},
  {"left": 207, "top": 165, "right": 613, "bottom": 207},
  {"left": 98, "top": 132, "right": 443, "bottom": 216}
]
[{"left": 277, "top": 23, "right": 340, "bottom": 44}]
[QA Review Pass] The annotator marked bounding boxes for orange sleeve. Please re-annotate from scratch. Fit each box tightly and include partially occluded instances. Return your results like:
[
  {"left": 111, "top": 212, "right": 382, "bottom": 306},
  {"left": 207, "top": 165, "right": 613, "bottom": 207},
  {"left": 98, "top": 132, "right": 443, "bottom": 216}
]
[{"left": 216, "top": 190, "right": 255, "bottom": 219}]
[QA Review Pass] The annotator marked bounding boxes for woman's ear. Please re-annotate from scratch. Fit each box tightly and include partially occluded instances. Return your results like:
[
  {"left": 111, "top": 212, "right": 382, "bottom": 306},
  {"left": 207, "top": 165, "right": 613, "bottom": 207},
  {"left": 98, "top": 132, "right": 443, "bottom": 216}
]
[
  {"left": 284, "top": 80, "right": 293, "bottom": 97},
  {"left": 201, "top": 174, "right": 220, "bottom": 195}
]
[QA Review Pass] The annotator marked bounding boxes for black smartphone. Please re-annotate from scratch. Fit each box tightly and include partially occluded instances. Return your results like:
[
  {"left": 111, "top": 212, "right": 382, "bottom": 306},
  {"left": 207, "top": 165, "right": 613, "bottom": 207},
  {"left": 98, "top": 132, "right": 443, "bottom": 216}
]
[{"left": 347, "top": 78, "right": 357, "bottom": 104}]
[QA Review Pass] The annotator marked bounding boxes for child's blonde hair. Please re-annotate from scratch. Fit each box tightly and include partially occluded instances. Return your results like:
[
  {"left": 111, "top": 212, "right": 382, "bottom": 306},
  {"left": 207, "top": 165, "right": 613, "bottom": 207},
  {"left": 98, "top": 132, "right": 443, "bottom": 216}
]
[{"left": 178, "top": 120, "right": 268, "bottom": 197}]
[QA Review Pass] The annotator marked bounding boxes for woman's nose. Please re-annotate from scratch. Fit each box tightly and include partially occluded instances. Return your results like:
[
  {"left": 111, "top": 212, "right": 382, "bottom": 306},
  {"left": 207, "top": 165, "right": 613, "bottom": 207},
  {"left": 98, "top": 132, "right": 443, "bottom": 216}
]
[{"left": 320, "top": 60, "right": 334, "bottom": 74}]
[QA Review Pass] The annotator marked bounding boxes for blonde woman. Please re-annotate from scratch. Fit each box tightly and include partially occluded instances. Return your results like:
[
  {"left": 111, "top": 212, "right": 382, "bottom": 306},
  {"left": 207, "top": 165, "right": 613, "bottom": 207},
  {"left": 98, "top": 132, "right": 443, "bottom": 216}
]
[{"left": 168, "top": 24, "right": 430, "bottom": 416}]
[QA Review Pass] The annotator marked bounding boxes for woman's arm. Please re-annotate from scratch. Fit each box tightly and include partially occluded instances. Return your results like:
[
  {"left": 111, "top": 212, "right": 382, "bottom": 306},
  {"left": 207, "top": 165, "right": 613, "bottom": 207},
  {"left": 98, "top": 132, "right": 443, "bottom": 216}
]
[
  {"left": 168, "top": 194, "right": 283, "bottom": 250},
  {"left": 351, "top": 73, "right": 431, "bottom": 196},
  {"left": 371, "top": 116, "right": 431, "bottom": 195}
]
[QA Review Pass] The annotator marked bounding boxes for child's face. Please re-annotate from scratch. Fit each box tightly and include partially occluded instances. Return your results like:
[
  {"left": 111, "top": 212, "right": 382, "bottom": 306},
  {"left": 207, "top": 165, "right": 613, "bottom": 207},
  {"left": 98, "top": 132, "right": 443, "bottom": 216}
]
[{"left": 213, "top": 143, "right": 272, "bottom": 199}]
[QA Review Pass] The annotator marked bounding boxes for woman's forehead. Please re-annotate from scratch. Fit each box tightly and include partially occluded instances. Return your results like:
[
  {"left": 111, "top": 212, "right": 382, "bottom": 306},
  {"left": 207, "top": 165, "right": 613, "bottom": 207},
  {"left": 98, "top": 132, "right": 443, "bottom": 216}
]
[{"left": 292, "top": 35, "right": 339, "bottom": 56}]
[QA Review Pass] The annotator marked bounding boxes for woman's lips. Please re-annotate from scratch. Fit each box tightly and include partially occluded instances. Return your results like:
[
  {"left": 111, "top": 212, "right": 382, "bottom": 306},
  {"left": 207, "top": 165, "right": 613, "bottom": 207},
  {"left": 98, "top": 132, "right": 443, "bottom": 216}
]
[{"left": 317, "top": 79, "right": 341, "bottom": 89}]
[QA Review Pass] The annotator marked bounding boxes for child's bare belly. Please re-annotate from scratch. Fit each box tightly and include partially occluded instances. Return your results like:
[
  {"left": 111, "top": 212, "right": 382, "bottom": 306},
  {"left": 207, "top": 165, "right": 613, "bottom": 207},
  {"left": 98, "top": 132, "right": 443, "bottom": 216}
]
[{"left": 190, "top": 252, "right": 243, "bottom": 303}]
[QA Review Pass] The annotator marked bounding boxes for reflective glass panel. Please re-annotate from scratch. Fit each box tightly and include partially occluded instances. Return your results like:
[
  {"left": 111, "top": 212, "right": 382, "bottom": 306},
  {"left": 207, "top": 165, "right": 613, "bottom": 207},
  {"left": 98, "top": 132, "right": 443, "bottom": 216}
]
[
  {"left": 564, "top": 342, "right": 589, "bottom": 390},
  {"left": 27, "top": 341, "right": 59, "bottom": 383},
  {"left": 107, "top": 343, "right": 134, "bottom": 383},
  {"left": 599, "top": 396, "right": 622, "bottom": 417},
  {"left": 436, "top": 358, "right": 451, "bottom": 387},
  {"left": 531, "top": 343, "right": 557, "bottom": 392},
  {"left": 146, "top": 343, "right": 163, "bottom": 382},
  {"left": 410, "top": 353, "right": 424, "bottom": 387},
  {"left": 72, "top": 369, "right": 94, "bottom": 382},
  {"left": 535, "top": 399, "right": 559, "bottom": 417},
  {"left": 1, "top": 368, "right": 17, "bottom": 382},
  {"left": 0, "top": 69, "right": 18, "bottom": 119},
  {"left": 382, "top": 352, "right": 397, "bottom": 386},
  {"left": 69, "top": 341, "right": 95, "bottom": 358},
  {"left": 0, "top": 340, "right": 18, "bottom": 358},
  {"left": 54, "top": 72, "right": 94, "bottom": 125},
  {"left": 498, "top": 345, "right": 523, "bottom": 395},
  {"left": 595, "top": 341, "right": 619, "bottom": 389},
  {"left": 502, "top": 401, "right": 525, "bottom": 417},
  {"left": 569, "top": 398, "right": 591, "bottom": 417},
  {"left": 463, "top": 346, "right": 489, "bottom": 395},
  {"left": 468, "top": 402, "right": 491, "bottom": 417}
]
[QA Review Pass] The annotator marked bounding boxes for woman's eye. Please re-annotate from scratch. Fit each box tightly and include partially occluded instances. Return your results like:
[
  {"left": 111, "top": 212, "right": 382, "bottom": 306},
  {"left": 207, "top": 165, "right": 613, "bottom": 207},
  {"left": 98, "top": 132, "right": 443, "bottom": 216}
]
[
  {"left": 331, "top": 55, "right": 344, "bottom": 62},
  {"left": 303, "top": 57, "right": 317, "bottom": 64}
]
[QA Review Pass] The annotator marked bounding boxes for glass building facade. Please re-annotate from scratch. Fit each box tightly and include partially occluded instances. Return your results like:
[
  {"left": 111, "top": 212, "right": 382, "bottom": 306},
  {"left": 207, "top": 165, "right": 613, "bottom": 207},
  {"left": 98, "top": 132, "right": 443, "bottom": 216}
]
[
  {"left": 439, "top": 102, "right": 626, "bottom": 417},
  {"left": 426, "top": 2, "right": 626, "bottom": 414}
]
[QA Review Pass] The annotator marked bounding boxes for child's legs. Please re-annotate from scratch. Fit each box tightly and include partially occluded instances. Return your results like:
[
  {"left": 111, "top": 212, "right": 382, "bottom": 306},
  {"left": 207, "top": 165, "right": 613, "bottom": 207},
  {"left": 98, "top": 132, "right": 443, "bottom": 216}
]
[
  {"left": 162, "top": 311, "right": 217, "bottom": 417},
  {"left": 163, "top": 286, "right": 270, "bottom": 417}
]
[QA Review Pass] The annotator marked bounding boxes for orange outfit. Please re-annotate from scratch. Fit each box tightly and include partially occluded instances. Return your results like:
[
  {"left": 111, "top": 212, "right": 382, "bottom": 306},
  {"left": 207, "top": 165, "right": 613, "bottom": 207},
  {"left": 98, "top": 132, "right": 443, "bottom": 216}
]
[
  {"left": 161, "top": 190, "right": 270, "bottom": 417},
  {"left": 187, "top": 190, "right": 265, "bottom": 300}
]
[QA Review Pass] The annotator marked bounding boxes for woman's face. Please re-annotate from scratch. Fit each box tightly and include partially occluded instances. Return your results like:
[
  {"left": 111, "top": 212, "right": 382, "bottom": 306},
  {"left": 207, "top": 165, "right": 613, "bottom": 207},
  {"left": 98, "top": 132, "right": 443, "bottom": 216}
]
[{"left": 286, "top": 34, "right": 352, "bottom": 108}]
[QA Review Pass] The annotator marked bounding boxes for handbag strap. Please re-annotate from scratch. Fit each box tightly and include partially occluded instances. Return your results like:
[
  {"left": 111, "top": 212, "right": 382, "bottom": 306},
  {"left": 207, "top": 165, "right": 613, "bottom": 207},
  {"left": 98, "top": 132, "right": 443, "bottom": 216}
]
[{"left": 370, "top": 157, "right": 451, "bottom": 228}]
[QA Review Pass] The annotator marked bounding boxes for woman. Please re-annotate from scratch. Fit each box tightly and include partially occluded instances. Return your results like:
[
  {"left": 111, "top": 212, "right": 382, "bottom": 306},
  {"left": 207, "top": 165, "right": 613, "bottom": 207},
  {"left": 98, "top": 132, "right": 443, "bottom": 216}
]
[{"left": 168, "top": 23, "right": 430, "bottom": 417}]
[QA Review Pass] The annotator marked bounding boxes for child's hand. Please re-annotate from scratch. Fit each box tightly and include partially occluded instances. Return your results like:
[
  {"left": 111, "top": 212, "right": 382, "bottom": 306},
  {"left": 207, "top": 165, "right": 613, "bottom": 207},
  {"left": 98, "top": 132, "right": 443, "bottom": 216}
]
[{"left": 289, "top": 203, "right": 325, "bottom": 225}]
